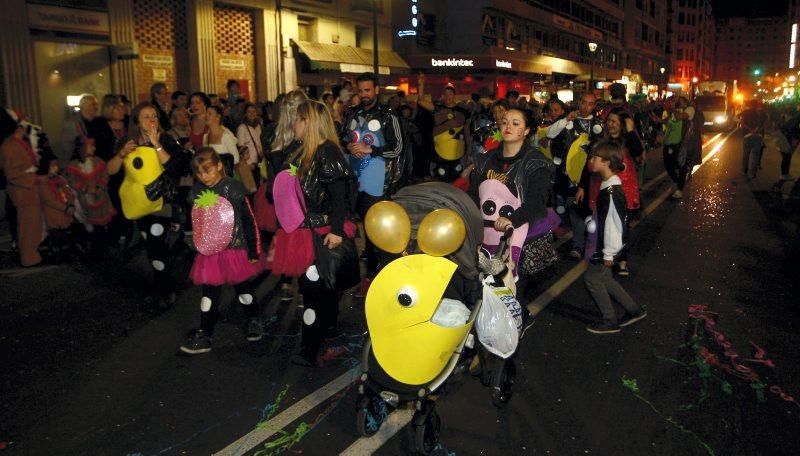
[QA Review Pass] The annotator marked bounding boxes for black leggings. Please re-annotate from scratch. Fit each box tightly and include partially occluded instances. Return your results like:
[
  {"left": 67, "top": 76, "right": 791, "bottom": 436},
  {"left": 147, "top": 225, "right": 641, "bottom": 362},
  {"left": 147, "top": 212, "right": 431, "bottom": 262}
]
[
  {"left": 297, "top": 275, "right": 342, "bottom": 359},
  {"left": 140, "top": 215, "right": 180, "bottom": 298},
  {"left": 199, "top": 279, "right": 259, "bottom": 336},
  {"left": 781, "top": 153, "right": 793, "bottom": 176},
  {"left": 663, "top": 143, "right": 688, "bottom": 190}
]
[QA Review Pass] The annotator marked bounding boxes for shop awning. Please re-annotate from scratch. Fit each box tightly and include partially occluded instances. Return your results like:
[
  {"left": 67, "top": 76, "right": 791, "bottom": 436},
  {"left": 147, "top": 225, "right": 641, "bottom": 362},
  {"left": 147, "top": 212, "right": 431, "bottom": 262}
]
[{"left": 292, "top": 40, "right": 410, "bottom": 74}]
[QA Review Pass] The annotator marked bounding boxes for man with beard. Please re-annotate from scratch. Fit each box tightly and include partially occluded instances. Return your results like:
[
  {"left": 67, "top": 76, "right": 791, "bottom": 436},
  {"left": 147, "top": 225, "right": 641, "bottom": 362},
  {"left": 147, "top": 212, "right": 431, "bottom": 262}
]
[{"left": 341, "top": 72, "right": 405, "bottom": 297}]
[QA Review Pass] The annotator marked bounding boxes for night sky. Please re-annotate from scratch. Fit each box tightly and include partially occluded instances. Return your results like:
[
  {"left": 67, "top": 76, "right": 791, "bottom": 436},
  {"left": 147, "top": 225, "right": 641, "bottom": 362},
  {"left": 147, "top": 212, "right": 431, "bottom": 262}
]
[{"left": 712, "top": 0, "right": 790, "bottom": 18}]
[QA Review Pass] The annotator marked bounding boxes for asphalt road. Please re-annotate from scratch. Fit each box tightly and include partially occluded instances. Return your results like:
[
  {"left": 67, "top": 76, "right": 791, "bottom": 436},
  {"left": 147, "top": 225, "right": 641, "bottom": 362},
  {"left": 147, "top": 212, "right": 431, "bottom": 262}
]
[{"left": 1, "top": 129, "right": 799, "bottom": 456}]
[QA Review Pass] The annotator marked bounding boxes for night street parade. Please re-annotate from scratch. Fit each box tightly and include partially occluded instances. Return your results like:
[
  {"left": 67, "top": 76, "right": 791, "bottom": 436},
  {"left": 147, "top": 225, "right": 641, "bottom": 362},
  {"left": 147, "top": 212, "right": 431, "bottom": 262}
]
[{"left": 1, "top": 0, "right": 800, "bottom": 454}]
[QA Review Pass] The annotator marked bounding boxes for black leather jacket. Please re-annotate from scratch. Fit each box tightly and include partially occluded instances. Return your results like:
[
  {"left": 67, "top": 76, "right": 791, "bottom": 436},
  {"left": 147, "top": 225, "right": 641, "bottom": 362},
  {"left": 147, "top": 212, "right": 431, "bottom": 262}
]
[
  {"left": 471, "top": 142, "right": 555, "bottom": 228},
  {"left": 289, "top": 141, "right": 357, "bottom": 236}
]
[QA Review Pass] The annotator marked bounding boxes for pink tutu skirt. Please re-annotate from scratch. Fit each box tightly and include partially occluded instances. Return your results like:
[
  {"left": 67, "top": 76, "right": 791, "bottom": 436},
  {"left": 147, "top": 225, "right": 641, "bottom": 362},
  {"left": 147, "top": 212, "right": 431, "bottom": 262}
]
[
  {"left": 266, "top": 221, "right": 358, "bottom": 277},
  {"left": 190, "top": 248, "right": 266, "bottom": 286}
]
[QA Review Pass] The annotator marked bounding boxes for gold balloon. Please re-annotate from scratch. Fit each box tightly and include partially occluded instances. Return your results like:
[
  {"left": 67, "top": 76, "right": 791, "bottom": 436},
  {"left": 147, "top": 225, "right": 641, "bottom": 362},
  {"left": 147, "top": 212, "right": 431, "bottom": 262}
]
[
  {"left": 365, "top": 201, "right": 411, "bottom": 254},
  {"left": 417, "top": 209, "right": 466, "bottom": 257}
]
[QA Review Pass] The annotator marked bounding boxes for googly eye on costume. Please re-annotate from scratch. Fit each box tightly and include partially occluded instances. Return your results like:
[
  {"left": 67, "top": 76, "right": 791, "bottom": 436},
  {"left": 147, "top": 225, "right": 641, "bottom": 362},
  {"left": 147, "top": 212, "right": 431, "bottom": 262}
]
[{"left": 396, "top": 286, "right": 418, "bottom": 307}]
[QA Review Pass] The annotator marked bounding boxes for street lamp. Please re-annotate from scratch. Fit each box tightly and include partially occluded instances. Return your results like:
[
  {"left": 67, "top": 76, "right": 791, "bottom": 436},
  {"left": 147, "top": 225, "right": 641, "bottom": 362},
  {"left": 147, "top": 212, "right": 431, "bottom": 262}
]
[
  {"left": 588, "top": 42, "right": 598, "bottom": 94},
  {"left": 660, "top": 67, "right": 666, "bottom": 98}
]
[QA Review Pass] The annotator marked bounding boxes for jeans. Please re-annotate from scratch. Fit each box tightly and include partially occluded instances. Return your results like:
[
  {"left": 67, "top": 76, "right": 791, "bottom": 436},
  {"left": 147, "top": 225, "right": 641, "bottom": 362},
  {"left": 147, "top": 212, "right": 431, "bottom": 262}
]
[
  {"left": 742, "top": 135, "right": 764, "bottom": 179},
  {"left": 584, "top": 263, "right": 640, "bottom": 323}
]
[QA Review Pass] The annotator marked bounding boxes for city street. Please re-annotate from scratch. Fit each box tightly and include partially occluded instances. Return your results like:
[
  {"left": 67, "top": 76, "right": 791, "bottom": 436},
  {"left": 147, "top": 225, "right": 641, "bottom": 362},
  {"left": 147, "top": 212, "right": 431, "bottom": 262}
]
[{"left": 2, "top": 130, "right": 800, "bottom": 455}]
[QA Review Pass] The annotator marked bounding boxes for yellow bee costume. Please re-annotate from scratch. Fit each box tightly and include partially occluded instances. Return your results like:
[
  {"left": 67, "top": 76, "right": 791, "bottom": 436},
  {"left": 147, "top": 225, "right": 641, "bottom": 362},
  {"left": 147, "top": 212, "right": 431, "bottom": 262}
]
[
  {"left": 433, "top": 126, "right": 465, "bottom": 161},
  {"left": 565, "top": 132, "right": 590, "bottom": 184},
  {"left": 119, "top": 146, "right": 164, "bottom": 220}
]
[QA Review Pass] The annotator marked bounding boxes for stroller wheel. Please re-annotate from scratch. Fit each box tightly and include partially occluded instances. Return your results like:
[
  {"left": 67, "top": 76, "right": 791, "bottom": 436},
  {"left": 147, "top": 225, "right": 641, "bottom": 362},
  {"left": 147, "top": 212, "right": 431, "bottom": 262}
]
[
  {"left": 356, "top": 394, "right": 389, "bottom": 437},
  {"left": 413, "top": 406, "right": 441, "bottom": 455}
]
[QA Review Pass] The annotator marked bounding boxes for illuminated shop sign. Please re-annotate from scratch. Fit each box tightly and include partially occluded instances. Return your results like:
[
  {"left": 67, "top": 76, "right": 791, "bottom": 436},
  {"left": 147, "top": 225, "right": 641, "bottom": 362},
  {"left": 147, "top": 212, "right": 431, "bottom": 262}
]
[
  {"left": 398, "top": 0, "right": 419, "bottom": 37},
  {"left": 431, "top": 58, "right": 474, "bottom": 67},
  {"left": 495, "top": 59, "right": 512, "bottom": 69}
]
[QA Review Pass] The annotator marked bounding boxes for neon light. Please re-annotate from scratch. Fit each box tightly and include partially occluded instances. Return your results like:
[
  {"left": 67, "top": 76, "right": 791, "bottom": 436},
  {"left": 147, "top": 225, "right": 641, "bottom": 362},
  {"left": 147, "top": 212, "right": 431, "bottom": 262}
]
[
  {"left": 792, "top": 23, "right": 798, "bottom": 43},
  {"left": 791, "top": 43, "right": 796, "bottom": 69},
  {"left": 398, "top": 30, "right": 417, "bottom": 37}
]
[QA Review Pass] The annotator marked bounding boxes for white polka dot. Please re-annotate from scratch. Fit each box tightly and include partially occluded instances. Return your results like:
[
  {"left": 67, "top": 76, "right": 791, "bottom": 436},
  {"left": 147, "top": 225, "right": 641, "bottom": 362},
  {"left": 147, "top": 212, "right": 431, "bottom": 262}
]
[
  {"left": 238, "top": 294, "right": 253, "bottom": 305},
  {"left": 455, "top": 164, "right": 463, "bottom": 172},
  {"left": 303, "top": 308, "right": 316, "bottom": 325},
  {"left": 553, "top": 157, "right": 562, "bottom": 165},
  {"left": 592, "top": 124, "right": 603, "bottom": 135},
  {"left": 367, "top": 119, "right": 381, "bottom": 132},
  {"left": 556, "top": 205, "right": 565, "bottom": 215},
  {"left": 437, "top": 168, "right": 446, "bottom": 176},
  {"left": 200, "top": 296, "right": 212, "bottom": 312},
  {"left": 151, "top": 260, "right": 165, "bottom": 271},
  {"left": 305, "top": 265, "right": 320, "bottom": 282},
  {"left": 150, "top": 223, "right": 165, "bottom": 237},
  {"left": 586, "top": 219, "right": 597, "bottom": 234}
]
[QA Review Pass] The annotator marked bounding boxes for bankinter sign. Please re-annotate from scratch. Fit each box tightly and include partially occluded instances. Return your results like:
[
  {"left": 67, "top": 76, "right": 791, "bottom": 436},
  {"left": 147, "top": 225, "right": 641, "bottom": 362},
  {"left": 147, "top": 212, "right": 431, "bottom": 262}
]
[{"left": 431, "top": 58, "right": 474, "bottom": 67}]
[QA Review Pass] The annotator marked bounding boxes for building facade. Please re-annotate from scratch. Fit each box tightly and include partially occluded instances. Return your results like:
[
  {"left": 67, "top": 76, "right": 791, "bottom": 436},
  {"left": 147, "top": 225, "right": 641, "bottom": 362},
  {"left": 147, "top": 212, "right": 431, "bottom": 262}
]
[
  {"left": 392, "top": 0, "right": 668, "bottom": 101},
  {"left": 715, "top": 16, "right": 791, "bottom": 100},
  {"left": 666, "top": 0, "right": 714, "bottom": 93},
  {"left": 0, "top": 0, "right": 403, "bottom": 136}
]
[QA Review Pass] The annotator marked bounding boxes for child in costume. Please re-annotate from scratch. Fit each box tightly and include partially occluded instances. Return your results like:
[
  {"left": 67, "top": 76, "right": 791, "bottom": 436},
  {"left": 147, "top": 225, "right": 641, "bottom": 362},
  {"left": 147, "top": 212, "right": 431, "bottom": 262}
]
[
  {"left": 67, "top": 138, "right": 116, "bottom": 251},
  {"left": 583, "top": 140, "right": 646, "bottom": 334},
  {"left": 38, "top": 158, "right": 77, "bottom": 260},
  {"left": 180, "top": 147, "right": 266, "bottom": 355}
]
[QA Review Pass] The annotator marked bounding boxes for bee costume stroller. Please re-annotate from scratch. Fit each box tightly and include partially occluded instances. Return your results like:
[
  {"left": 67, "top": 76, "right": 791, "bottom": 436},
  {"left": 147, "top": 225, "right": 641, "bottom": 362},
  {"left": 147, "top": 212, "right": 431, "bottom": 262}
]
[{"left": 355, "top": 182, "right": 487, "bottom": 454}]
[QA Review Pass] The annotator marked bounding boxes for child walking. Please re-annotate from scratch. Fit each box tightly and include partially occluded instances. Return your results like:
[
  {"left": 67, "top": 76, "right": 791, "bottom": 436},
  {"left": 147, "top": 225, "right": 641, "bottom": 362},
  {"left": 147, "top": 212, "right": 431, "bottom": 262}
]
[
  {"left": 180, "top": 147, "right": 266, "bottom": 355},
  {"left": 584, "top": 140, "right": 646, "bottom": 334}
]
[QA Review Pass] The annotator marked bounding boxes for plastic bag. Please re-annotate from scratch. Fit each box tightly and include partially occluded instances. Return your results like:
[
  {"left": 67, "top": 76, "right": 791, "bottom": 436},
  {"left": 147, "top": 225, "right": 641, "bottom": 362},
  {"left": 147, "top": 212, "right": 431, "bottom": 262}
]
[
  {"left": 431, "top": 298, "right": 471, "bottom": 328},
  {"left": 476, "top": 277, "right": 523, "bottom": 359}
]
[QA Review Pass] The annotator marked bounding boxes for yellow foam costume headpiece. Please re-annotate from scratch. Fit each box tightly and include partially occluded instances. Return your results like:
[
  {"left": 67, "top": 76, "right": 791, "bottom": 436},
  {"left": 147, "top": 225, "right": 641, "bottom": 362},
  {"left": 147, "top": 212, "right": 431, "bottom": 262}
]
[
  {"left": 364, "top": 203, "right": 471, "bottom": 385},
  {"left": 433, "top": 126, "right": 465, "bottom": 161},
  {"left": 119, "top": 146, "right": 164, "bottom": 220}
]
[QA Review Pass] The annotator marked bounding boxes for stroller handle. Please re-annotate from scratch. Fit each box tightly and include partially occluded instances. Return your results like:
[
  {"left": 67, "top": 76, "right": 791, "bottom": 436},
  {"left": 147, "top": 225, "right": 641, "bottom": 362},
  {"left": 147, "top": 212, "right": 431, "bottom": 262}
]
[{"left": 496, "top": 226, "right": 514, "bottom": 258}]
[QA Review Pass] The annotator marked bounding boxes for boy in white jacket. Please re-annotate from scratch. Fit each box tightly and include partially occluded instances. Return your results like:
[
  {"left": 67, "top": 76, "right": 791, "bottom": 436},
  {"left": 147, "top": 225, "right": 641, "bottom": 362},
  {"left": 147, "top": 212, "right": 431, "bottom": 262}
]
[{"left": 584, "top": 140, "right": 646, "bottom": 334}]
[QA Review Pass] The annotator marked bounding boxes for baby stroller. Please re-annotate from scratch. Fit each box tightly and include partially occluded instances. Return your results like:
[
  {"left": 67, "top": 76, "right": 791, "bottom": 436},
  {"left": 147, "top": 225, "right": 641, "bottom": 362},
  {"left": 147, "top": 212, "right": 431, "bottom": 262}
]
[{"left": 355, "top": 182, "right": 483, "bottom": 454}]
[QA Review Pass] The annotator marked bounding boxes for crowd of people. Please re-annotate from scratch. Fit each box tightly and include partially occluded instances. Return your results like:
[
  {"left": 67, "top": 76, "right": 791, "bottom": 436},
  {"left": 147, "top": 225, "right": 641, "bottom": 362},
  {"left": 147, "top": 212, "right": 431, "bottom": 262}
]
[{"left": 8, "top": 72, "right": 787, "bottom": 365}]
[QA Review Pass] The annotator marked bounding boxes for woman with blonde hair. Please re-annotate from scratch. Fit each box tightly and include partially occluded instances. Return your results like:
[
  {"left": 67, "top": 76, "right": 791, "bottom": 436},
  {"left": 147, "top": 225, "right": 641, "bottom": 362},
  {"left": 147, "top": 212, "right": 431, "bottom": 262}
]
[
  {"left": 264, "top": 89, "right": 309, "bottom": 301},
  {"left": 271, "top": 100, "right": 359, "bottom": 366}
]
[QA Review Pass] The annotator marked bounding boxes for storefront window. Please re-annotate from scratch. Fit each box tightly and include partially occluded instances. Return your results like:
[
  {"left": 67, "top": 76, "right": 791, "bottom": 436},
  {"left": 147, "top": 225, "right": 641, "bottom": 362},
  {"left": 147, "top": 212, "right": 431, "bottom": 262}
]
[{"left": 33, "top": 41, "right": 111, "bottom": 139}]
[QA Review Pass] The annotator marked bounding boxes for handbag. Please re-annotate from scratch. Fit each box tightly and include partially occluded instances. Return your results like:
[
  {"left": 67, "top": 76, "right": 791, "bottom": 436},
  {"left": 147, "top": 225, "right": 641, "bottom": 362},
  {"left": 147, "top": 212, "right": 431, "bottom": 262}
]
[
  {"left": 310, "top": 228, "right": 359, "bottom": 290},
  {"left": 144, "top": 171, "right": 173, "bottom": 202},
  {"left": 519, "top": 233, "right": 558, "bottom": 276}
]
